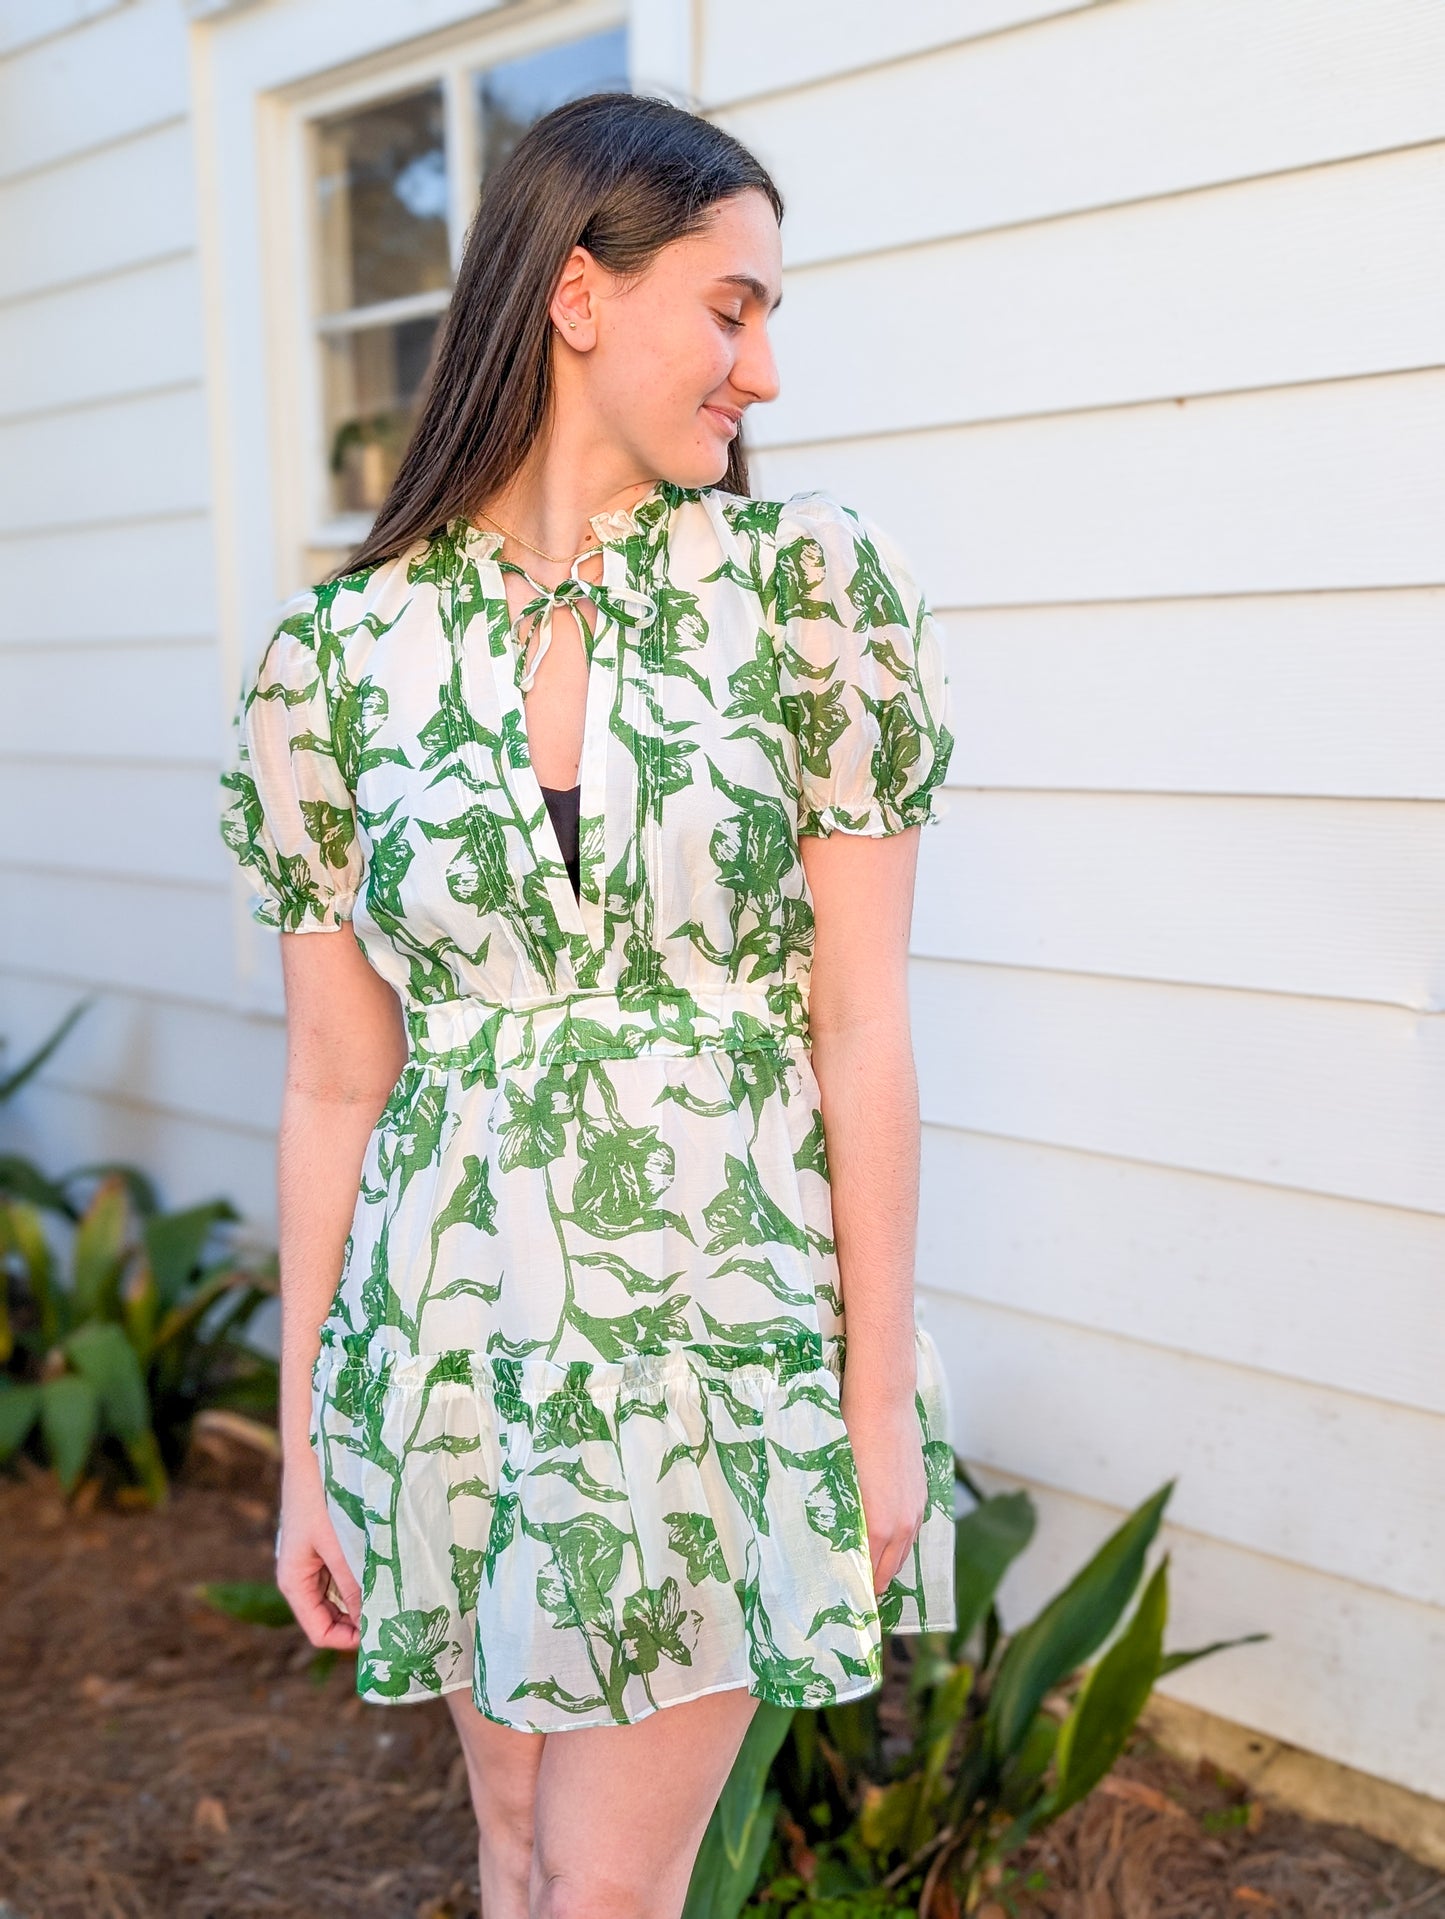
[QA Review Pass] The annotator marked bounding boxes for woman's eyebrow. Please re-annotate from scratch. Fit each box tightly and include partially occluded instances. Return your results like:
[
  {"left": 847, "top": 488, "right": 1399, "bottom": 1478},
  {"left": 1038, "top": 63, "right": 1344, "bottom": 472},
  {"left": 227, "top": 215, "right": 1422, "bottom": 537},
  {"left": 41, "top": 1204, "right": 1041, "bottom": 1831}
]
[{"left": 713, "top": 272, "right": 783, "bottom": 312}]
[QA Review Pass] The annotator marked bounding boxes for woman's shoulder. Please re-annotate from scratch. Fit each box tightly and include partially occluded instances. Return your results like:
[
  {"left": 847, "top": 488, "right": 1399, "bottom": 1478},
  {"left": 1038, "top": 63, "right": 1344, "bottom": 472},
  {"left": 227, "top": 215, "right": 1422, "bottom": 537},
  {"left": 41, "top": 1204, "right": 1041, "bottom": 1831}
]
[
  {"left": 707, "top": 482, "right": 859, "bottom": 542},
  {"left": 257, "top": 536, "right": 434, "bottom": 678}
]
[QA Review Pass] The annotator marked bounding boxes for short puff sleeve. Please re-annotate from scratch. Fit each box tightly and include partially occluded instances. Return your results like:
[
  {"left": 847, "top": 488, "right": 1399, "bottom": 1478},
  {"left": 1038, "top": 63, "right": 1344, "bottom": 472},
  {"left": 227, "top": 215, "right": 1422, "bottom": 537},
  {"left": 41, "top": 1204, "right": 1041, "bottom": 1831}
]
[
  {"left": 771, "top": 490, "right": 954, "bottom": 837},
  {"left": 219, "top": 590, "right": 362, "bottom": 933}
]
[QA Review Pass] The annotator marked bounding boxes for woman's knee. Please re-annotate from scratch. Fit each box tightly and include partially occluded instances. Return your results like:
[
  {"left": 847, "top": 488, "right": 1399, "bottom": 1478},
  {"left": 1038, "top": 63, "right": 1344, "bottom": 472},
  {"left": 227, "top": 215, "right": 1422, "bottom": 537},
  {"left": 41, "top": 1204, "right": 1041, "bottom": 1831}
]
[{"left": 530, "top": 1862, "right": 686, "bottom": 1919}]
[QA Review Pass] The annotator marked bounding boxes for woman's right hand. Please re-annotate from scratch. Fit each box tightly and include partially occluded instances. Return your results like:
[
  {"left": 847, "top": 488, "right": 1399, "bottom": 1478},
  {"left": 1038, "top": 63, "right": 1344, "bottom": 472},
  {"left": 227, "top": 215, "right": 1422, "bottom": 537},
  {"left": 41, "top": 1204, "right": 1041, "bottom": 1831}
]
[{"left": 276, "top": 1465, "right": 363, "bottom": 1652}]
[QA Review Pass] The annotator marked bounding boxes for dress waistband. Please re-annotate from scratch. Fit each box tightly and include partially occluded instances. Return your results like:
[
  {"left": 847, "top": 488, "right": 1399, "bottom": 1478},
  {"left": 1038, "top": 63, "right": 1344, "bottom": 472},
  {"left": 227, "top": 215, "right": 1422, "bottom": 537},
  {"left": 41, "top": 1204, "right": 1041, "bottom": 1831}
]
[{"left": 405, "top": 980, "right": 811, "bottom": 1074}]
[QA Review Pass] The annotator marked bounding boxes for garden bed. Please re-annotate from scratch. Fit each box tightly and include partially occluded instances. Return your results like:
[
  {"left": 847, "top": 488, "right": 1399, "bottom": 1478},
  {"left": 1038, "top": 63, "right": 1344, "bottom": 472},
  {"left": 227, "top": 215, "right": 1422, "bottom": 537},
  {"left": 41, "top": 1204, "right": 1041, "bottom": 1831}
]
[{"left": 0, "top": 1441, "right": 1440, "bottom": 1919}]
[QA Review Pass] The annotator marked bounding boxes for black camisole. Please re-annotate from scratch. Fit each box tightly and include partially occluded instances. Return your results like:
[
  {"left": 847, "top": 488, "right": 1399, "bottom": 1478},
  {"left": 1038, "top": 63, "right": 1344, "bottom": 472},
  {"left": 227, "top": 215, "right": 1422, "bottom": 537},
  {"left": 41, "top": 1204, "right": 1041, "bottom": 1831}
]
[{"left": 539, "top": 782, "right": 582, "bottom": 900}]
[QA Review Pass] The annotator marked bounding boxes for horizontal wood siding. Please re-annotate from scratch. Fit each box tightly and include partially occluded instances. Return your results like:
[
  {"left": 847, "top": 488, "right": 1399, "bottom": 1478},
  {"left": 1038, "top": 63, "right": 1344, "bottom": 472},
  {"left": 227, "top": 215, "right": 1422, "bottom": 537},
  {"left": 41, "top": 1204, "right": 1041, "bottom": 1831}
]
[
  {"left": 0, "top": 0, "right": 251, "bottom": 1233},
  {"left": 728, "top": 0, "right": 1445, "bottom": 1795}
]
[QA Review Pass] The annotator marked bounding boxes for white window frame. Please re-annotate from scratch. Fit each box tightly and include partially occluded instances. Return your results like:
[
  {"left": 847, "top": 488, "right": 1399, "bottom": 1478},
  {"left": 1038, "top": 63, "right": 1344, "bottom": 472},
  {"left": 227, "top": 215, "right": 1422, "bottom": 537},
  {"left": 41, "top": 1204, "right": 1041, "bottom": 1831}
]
[
  {"left": 279, "top": 3, "right": 636, "bottom": 568},
  {"left": 188, "top": 0, "right": 692, "bottom": 1013}
]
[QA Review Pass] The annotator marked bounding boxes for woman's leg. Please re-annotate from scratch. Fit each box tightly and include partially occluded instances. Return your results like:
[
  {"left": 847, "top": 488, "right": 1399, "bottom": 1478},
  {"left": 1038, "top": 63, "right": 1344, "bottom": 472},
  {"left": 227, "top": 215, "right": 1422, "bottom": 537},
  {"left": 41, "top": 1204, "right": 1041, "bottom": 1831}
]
[
  {"left": 529, "top": 1686, "right": 761, "bottom": 1919},
  {"left": 444, "top": 1688, "right": 546, "bottom": 1919}
]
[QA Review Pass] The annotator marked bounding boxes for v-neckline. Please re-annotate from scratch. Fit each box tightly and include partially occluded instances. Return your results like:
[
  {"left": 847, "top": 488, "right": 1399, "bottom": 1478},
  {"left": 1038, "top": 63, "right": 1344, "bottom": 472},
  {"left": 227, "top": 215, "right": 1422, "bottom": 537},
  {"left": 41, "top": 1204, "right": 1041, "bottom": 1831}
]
[{"left": 451, "top": 482, "right": 673, "bottom": 978}]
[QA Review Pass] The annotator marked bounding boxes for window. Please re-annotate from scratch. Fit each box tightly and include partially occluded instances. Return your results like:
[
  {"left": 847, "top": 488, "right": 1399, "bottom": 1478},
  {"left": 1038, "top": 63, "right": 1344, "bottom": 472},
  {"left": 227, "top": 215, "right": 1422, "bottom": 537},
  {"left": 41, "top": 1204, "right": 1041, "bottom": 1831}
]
[{"left": 309, "top": 24, "right": 630, "bottom": 534}]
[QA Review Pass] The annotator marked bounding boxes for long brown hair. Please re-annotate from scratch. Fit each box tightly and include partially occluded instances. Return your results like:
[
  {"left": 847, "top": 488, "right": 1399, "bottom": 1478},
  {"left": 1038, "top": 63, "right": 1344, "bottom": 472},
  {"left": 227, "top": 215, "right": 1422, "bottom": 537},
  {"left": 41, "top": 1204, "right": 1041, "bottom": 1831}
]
[{"left": 328, "top": 91, "right": 785, "bottom": 582}]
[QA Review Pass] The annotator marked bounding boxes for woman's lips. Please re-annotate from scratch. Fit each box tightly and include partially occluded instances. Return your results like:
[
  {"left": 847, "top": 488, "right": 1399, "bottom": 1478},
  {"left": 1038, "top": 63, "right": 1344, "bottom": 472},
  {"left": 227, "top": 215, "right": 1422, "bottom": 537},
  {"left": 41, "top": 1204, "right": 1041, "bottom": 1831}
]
[{"left": 704, "top": 405, "right": 740, "bottom": 435}]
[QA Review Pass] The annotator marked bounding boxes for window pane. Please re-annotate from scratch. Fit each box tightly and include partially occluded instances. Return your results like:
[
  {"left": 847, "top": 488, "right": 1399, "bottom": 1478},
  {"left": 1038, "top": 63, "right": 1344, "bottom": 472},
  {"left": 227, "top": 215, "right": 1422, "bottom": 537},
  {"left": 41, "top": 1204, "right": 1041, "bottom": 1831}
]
[
  {"left": 322, "top": 313, "right": 442, "bottom": 516},
  {"left": 477, "top": 28, "right": 630, "bottom": 179},
  {"left": 315, "top": 87, "right": 450, "bottom": 313}
]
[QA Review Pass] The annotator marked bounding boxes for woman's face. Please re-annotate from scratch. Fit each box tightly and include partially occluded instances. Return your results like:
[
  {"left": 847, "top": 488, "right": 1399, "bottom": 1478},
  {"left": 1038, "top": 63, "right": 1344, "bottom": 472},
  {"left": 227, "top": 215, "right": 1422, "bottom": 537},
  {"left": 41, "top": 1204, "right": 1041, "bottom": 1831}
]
[{"left": 552, "top": 188, "right": 784, "bottom": 489}]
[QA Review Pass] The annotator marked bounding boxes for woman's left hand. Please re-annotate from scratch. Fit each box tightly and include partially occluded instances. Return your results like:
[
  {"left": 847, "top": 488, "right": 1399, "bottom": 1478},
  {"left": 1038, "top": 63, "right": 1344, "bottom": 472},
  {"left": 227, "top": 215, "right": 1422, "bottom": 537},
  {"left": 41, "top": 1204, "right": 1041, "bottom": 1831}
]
[{"left": 841, "top": 1386, "right": 928, "bottom": 1596}]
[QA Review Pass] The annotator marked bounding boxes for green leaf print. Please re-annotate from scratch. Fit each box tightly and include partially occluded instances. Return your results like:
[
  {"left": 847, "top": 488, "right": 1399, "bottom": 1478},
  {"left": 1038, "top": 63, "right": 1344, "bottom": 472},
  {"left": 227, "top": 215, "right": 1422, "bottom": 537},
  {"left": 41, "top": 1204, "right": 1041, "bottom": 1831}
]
[
  {"left": 771, "top": 1436, "right": 867, "bottom": 1554},
  {"left": 735, "top": 1536, "right": 842, "bottom": 1706},
  {"left": 765, "top": 533, "right": 842, "bottom": 626},
  {"left": 496, "top": 1071, "right": 574, "bottom": 1172},
  {"left": 570, "top": 1117, "right": 693, "bottom": 1242},
  {"left": 450, "top": 1544, "right": 485, "bottom": 1614},
  {"left": 571, "top": 1248, "right": 688, "bottom": 1296},
  {"left": 923, "top": 1437, "right": 956, "bottom": 1519},
  {"left": 665, "top": 1511, "right": 731, "bottom": 1585},
  {"left": 366, "top": 1606, "right": 456, "bottom": 1695},
  {"left": 482, "top": 1490, "right": 519, "bottom": 1584},
  {"left": 701, "top": 1153, "right": 810, "bottom": 1255},
  {"left": 533, "top": 1374, "right": 612, "bottom": 1451},
  {"left": 778, "top": 681, "right": 850, "bottom": 781},
  {"left": 846, "top": 528, "right": 911, "bottom": 630},
  {"left": 866, "top": 689, "right": 924, "bottom": 813},
  {"left": 430, "top": 1153, "right": 498, "bottom": 1242},
  {"left": 529, "top": 1512, "right": 630, "bottom": 1628},
  {"left": 717, "top": 1438, "right": 770, "bottom": 1532},
  {"left": 567, "top": 1294, "right": 693, "bottom": 1362},
  {"left": 530, "top": 1455, "right": 628, "bottom": 1502},
  {"left": 793, "top": 1110, "right": 830, "bottom": 1180},
  {"left": 621, "top": 1578, "right": 701, "bottom": 1674}
]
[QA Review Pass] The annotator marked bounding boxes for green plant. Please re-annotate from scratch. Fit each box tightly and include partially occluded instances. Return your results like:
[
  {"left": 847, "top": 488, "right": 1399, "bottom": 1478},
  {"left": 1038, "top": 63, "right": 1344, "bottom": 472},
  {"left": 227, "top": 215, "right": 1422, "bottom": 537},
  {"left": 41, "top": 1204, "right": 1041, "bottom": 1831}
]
[
  {"left": 0, "top": 1173, "right": 279, "bottom": 1503},
  {"left": 684, "top": 1467, "right": 1266, "bottom": 1917},
  {"left": 0, "top": 999, "right": 91, "bottom": 1106}
]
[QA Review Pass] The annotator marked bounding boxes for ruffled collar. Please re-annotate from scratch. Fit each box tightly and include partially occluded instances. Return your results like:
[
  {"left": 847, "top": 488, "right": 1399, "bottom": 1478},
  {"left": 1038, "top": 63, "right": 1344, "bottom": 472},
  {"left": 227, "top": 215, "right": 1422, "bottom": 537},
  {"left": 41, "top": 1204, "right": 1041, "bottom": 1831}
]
[{"left": 454, "top": 475, "right": 687, "bottom": 556}]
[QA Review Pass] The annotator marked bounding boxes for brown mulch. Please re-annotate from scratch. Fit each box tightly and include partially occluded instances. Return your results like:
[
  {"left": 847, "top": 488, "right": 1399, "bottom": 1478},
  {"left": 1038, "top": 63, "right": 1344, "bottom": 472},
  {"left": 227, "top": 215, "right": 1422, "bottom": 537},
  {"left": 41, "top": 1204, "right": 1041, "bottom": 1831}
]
[
  {"left": 1, "top": 1441, "right": 1441, "bottom": 1919},
  {"left": 1000, "top": 1749, "right": 1445, "bottom": 1919}
]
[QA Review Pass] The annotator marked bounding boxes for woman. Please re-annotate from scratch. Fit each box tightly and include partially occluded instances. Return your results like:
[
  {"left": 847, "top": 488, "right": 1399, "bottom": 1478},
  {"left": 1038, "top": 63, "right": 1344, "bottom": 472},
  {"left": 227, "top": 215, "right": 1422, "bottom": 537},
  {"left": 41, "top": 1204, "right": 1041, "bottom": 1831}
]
[{"left": 220, "top": 91, "right": 956, "bottom": 1919}]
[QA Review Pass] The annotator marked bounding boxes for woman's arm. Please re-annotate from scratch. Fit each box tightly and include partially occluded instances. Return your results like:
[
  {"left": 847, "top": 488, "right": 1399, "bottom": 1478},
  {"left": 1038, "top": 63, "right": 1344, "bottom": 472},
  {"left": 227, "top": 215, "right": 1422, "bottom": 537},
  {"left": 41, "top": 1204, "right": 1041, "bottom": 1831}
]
[
  {"left": 273, "top": 924, "right": 407, "bottom": 1648},
  {"left": 801, "top": 824, "right": 928, "bottom": 1596}
]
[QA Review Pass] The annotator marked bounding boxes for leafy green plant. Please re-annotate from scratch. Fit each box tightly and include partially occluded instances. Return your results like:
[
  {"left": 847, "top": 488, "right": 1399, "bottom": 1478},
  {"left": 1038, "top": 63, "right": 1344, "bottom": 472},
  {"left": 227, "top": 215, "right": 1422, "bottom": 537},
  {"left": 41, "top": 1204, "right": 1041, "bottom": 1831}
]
[
  {"left": 0, "top": 999, "right": 91, "bottom": 1106},
  {"left": 0, "top": 1173, "right": 278, "bottom": 1502},
  {"left": 685, "top": 1467, "right": 1266, "bottom": 1917}
]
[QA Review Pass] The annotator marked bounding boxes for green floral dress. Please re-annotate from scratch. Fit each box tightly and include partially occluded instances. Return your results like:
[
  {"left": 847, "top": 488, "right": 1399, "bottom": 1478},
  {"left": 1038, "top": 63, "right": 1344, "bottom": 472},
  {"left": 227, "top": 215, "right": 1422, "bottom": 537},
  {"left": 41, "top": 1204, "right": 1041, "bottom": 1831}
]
[{"left": 220, "top": 478, "right": 958, "bottom": 1730}]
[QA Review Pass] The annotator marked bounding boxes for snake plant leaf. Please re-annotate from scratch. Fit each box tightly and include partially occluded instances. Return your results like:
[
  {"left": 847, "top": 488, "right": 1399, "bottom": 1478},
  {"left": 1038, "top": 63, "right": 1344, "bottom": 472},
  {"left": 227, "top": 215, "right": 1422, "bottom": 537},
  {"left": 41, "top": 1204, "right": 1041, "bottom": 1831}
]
[
  {"left": 65, "top": 1320, "right": 150, "bottom": 1442},
  {"left": 1049, "top": 1553, "right": 1169, "bottom": 1818},
  {"left": 62, "top": 1163, "right": 159, "bottom": 1217},
  {"left": 985, "top": 1480, "right": 1173, "bottom": 1760},
  {"left": 71, "top": 1176, "right": 131, "bottom": 1320},
  {"left": 39, "top": 1373, "right": 99, "bottom": 1490},
  {"left": 683, "top": 1700, "right": 794, "bottom": 1919},
  {"left": 950, "top": 1489, "right": 1036, "bottom": 1656},
  {"left": 1158, "top": 1629, "right": 1269, "bottom": 1676},
  {"left": 198, "top": 1580, "right": 297, "bottom": 1628},
  {"left": 0, "top": 999, "right": 89, "bottom": 1103},
  {"left": 0, "top": 1155, "right": 72, "bottom": 1213},
  {"left": 0, "top": 1381, "right": 42, "bottom": 1460},
  {"left": 143, "top": 1201, "right": 238, "bottom": 1307}
]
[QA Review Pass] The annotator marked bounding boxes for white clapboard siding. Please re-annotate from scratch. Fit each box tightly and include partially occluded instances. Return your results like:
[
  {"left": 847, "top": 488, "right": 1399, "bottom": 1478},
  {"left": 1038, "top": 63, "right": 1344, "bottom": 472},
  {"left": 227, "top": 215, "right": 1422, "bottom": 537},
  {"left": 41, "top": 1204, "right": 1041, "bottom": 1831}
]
[
  {"left": 1, "top": 762, "right": 231, "bottom": 887},
  {"left": 940, "top": 591, "right": 1445, "bottom": 801},
  {"left": 918, "top": 1129, "right": 1445, "bottom": 1418},
  {"left": 762, "top": 146, "right": 1445, "bottom": 446},
  {"left": 912, "top": 795, "right": 1445, "bottom": 1008},
  {"left": 0, "top": 255, "right": 205, "bottom": 419},
  {"left": 0, "top": 386, "right": 209, "bottom": 535},
  {"left": 0, "top": 868, "right": 236, "bottom": 1006},
  {"left": 0, "top": 642, "right": 221, "bottom": 762},
  {"left": 0, "top": 119, "right": 196, "bottom": 304},
  {"left": 717, "top": 0, "right": 1445, "bottom": 266},
  {"left": 910, "top": 959, "right": 1444, "bottom": 1216},
  {"left": 2, "top": 1079, "right": 280, "bottom": 1228},
  {"left": 917, "top": 1289, "right": 1445, "bottom": 1610},
  {"left": 962, "top": 1463, "right": 1445, "bottom": 1801},
  {"left": 700, "top": 0, "right": 1092, "bottom": 102},
  {"left": 755, "top": 370, "right": 1445, "bottom": 606},
  {"left": 0, "top": 0, "right": 186, "bottom": 180},
  {"left": 0, "top": 517, "right": 216, "bottom": 645},
  {"left": 0, "top": 974, "right": 287, "bottom": 1135},
  {"left": 0, "top": 1, "right": 132, "bottom": 60}
]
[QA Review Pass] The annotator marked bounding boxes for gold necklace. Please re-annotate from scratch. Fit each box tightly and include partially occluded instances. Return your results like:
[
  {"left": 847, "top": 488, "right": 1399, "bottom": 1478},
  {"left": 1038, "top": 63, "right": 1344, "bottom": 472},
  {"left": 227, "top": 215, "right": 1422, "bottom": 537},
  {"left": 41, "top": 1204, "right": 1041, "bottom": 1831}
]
[{"left": 476, "top": 510, "right": 597, "bottom": 568}]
